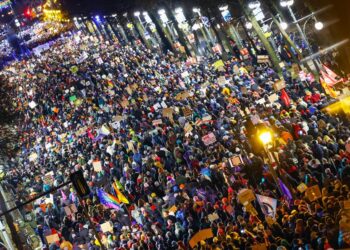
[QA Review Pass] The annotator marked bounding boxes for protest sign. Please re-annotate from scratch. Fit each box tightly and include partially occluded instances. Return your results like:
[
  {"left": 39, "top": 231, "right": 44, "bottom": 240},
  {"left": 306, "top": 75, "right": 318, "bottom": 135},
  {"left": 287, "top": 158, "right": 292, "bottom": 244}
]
[
  {"left": 217, "top": 76, "right": 226, "bottom": 86},
  {"left": 152, "top": 119, "right": 163, "bottom": 126},
  {"left": 43, "top": 171, "right": 54, "bottom": 185},
  {"left": 213, "top": 60, "right": 225, "bottom": 71},
  {"left": 268, "top": 93, "right": 278, "bottom": 103},
  {"left": 184, "top": 123, "right": 193, "bottom": 135},
  {"left": 305, "top": 185, "right": 322, "bottom": 201},
  {"left": 189, "top": 228, "right": 214, "bottom": 248},
  {"left": 202, "top": 133, "right": 216, "bottom": 146},
  {"left": 64, "top": 204, "right": 78, "bottom": 216},
  {"left": 256, "top": 194, "right": 277, "bottom": 217},
  {"left": 100, "top": 221, "right": 113, "bottom": 233},
  {"left": 245, "top": 202, "right": 258, "bottom": 216},
  {"left": 29, "top": 101, "right": 37, "bottom": 109},
  {"left": 208, "top": 212, "right": 219, "bottom": 222},
  {"left": 93, "top": 161, "right": 102, "bottom": 172},
  {"left": 182, "top": 107, "right": 193, "bottom": 117},
  {"left": 46, "top": 234, "right": 59, "bottom": 244},
  {"left": 257, "top": 55, "right": 270, "bottom": 64},
  {"left": 252, "top": 243, "right": 267, "bottom": 250},
  {"left": 250, "top": 114, "right": 260, "bottom": 125},
  {"left": 228, "top": 155, "right": 243, "bottom": 167},
  {"left": 175, "top": 91, "right": 191, "bottom": 101},
  {"left": 273, "top": 79, "right": 286, "bottom": 91},
  {"left": 297, "top": 183, "right": 308, "bottom": 193},
  {"left": 125, "top": 86, "right": 132, "bottom": 95},
  {"left": 238, "top": 189, "right": 255, "bottom": 205}
]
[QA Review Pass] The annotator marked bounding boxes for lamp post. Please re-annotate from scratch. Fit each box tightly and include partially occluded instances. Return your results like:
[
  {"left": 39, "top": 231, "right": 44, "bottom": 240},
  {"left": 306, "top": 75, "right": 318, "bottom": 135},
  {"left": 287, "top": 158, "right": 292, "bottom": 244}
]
[
  {"left": 280, "top": 0, "right": 320, "bottom": 71},
  {"left": 259, "top": 131, "right": 284, "bottom": 196}
]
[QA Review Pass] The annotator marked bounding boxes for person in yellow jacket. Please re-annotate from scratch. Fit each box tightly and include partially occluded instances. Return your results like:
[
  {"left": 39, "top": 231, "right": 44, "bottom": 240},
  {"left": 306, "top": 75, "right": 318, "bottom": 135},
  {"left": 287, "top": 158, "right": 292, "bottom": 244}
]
[{"left": 60, "top": 237, "right": 73, "bottom": 250}]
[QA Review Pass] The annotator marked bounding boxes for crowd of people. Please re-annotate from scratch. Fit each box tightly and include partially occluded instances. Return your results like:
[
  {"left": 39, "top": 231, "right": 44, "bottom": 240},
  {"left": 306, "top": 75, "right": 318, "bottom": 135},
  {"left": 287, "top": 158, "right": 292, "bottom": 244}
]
[{"left": 0, "top": 30, "right": 350, "bottom": 250}]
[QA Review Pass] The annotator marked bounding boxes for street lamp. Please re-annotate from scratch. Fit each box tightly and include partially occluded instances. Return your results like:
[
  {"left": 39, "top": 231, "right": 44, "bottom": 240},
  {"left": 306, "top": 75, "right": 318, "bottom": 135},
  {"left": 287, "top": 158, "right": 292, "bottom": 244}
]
[
  {"left": 219, "top": 5, "right": 228, "bottom": 11},
  {"left": 249, "top": 1, "right": 261, "bottom": 9},
  {"left": 245, "top": 22, "right": 253, "bottom": 30},
  {"left": 134, "top": 11, "right": 140, "bottom": 17},
  {"left": 193, "top": 8, "right": 201, "bottom": 15},
  {"left": 280, "top": 0, "right": 294, "bottom": 7},
  {"left": 259, "top": 131, "right": 272, "bottom": 146},
  {"left": 314, "top": 21, "right": 324, "bottom": 30},
  {"left": 280, "top": 22, "right": 288, "bottom": 30}
]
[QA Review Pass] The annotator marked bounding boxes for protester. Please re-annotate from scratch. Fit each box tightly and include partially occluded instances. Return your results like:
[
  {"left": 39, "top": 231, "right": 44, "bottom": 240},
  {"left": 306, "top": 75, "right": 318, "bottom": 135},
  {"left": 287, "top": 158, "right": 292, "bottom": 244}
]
[{"left": 0, "top": 31, "right": 349, "bottom": 250}]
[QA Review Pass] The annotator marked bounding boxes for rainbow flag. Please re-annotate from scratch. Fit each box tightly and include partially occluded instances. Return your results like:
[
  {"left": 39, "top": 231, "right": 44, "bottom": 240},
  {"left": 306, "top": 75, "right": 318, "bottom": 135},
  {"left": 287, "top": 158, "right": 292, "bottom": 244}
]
[
  {"left": 97, "top": 189, "right": 121, "bottom": 210},
  {"left": 112, "top": 182, "right": 129, "bottom": 204}
]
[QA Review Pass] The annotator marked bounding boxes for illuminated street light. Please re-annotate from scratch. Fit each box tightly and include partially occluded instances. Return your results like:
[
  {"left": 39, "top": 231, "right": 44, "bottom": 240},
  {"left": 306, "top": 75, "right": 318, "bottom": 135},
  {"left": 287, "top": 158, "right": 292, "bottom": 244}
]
[
  {"left": 259, "top": 131, "right": 272, "bottom": 145},
  {"left": 249, "top": 1, "right": 261, "bottom": 9},
  {"left": 193, "top": 8, "right": 200, "bottom": 14},
  {"left": 315, "top": 21, "right": 324, "bottom": 30},
  {"left": 158, "top": 9, "right": 165, "bottom": 15},
  {"left": 280, "top": 0, "right": 294, "bottom": 7},
  {"left": 175, "top": 7, "right": 183, "bottom": 14},
  {"left": 280, "top": 22, "right": 288, "bottom": 30},
  {"left": 245, "top": 22, "right": 253, "bottom": 29},
  {"left": 219, "top": 5, "right": 228, "bottom": 11},
  {"left": 134, "top": 11, "right": 140, "bottom": 17}
]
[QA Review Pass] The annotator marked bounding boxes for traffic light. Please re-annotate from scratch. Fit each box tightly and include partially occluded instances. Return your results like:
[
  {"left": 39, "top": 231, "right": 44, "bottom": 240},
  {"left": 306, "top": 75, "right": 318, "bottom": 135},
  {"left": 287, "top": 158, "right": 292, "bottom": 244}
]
[{"left": 70, "top": 170, "right": 90, "bottom": 199}]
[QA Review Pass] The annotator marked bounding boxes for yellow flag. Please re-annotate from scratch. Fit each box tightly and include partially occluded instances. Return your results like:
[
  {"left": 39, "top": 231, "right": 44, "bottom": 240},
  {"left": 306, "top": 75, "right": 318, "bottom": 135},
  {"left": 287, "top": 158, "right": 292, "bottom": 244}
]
[
  {"left": 320, "top": 78, "right": 337, "bottom": 98},
  {"left": 113, "top": 182, "right": 129, "bottom": 204}
]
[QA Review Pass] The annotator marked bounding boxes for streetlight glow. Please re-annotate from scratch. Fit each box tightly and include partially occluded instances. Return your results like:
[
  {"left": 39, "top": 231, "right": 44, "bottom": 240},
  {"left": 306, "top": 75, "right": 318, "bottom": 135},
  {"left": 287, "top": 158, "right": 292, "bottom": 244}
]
[
  {"left": 280, "top": 0, "right": 294, "bottom": 7},
  {"left": 315, "top": 21, "right": 324, "bottom": 30},
  {"left": 249, "top": 1, "right": 261, "bottom": 9},
  {"left": 246, "top": 22, "right": 253, "bottom": 29},
  {"left": 259, "top": 131, "right": 272, "bottom": 145},
  {"left": 158, "top": 9, "right": 165, "bottom": 15},
  {"left": 280, "top": 22, "right": 288, "bottom": 30},
  {"left": 219, "top": 5, "right": 228, "bottom": 11},
  {"left": 134, "top": 11, "right": 140, "bottom": 17},
  {"left": 193, "top": 8, "right": 200, "bottom": 13},
  {"left": 175, "top": 7, "right": 183, "bottom": 14}
]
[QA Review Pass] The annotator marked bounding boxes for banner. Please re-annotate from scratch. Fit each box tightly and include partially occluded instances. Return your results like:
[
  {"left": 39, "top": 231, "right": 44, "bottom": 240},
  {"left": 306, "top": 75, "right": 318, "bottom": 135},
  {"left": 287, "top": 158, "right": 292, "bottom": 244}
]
[
  {"left": 256, "top": 194, "right": 277, "bottom": 217},
  {"left": 202, "top": 133, "right": 216, "bottom": 146},
  {"left": 189, "top": 228, "right": 214, "bottom": 248}
]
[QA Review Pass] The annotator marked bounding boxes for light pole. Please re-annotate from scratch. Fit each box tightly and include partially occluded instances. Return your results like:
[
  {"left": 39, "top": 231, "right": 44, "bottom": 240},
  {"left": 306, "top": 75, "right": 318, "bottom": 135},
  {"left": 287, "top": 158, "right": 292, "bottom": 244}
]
[{"left": 280, "top": 0, "right": 320, "bottom": 71}]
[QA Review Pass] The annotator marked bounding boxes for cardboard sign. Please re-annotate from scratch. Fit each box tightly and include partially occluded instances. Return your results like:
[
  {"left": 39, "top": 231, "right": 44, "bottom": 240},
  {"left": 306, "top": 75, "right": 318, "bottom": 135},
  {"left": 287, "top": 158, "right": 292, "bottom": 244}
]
[
  {"left": 343, "top": 200, "right": 350, "bottom": 209},
  {"left": 208, "top": 212, "right": 219, "bottom": 222},
  {"left": 202, "top": 133, "right": 217, "bottom": 146},
  {"left": 168, "top": 205, "right": 177, "bottom": 214},
  {"left": 189, "top": 228, "right": 214, "bottom": 248},
  {"left": 245, "top": 202, "right": 258, "bottom": 216},
  {"left": 93, "top": 161, "right": 102, "bottom": 172},
  {"left": 252, "top": 244, "right": 267, "bottom": 250},
  {"left": 257, "top": 55, "right": 270, "bottom": 64},
  {"left": 120, "top": 99, "right": 129, "bottom": 108},
  {"left": 152, "top": 119, "right": 163, "bottom": 126},
  {"left": 46, "top": 234, "right": 59, "bottom": 244},
  {"left": 184, "top": 123, "right": 193, "bottom": 135},
  {"left": 305, "top": 185, "right": 322, "bottom": 201},
  {"left": 175, "top": 91, "right": 190, "bottom": 101},
  {"left": 182, "top": 107, "right": 193, "bottom": 117},
  {"left": 64, "top": 204, "right": 77, "bottom": 216},
  {"left": 273, "top": 79, "right": 286, "bottom": 91},
  {"left": 238, "top": 189, "right": 255, "bottom": 205},
  {"left": 100, "top": 221, "right": 113, "bottom": 233},
  {"left": 213, "top": 60, "right": 225, "bottom": 71},
  {"left": 268, "top": 93, "right": 278, "bottom": 103},
  {"left": 228, "top": 155, "right": 242, "bottom": 167},
  {"left": 217, "top": 76, "right": 226, "bottom": 86},
  {"left": 250, "top": 114, "right": 260, "bottom": 125},
  {"left": 297, "top": 183, "right": 308, "bottom": 193}
]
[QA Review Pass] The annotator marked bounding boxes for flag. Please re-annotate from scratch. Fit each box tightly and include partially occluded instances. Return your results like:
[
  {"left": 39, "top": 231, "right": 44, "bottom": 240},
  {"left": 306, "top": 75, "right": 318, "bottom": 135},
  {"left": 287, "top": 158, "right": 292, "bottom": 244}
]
[
  {"left": 200, "top": 168, "right": 211, "bottom": 181},
  {"left": 280, "top": 89, "right": 291, "bottom": 107},
  {"left": 321, "top": 70, "right": 338, "bottom": 87},
  {"left": 256, "top": 194, "right": 277, "bottom": 217},
  {"left": 61, "top": 190, "right": 67, "bottom": 201},
  {"left": 320, "top": 77, "right": 338, "bottom": 98},
  {"left": 97, "top": 189, "right": 121, "bottom": 210},
  {"left": 278, "top": 178, "right": 293, "bottom": 201},
  {"left": 114, "top": 179, "right": 124, "bottom": 191},
  {"left": 112, "top": 182, "right": 129, "bottom": 204},
  {"left": 322, "top": 64, "right": 343, "bottom": 83}
]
